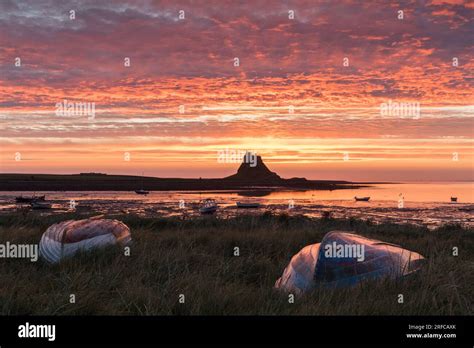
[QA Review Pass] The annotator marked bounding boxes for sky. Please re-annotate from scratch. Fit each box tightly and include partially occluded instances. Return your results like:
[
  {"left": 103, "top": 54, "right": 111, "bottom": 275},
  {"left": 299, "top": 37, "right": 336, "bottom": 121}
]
[{"left": 0, "top": 0, "right": 473, "bottom": 181}]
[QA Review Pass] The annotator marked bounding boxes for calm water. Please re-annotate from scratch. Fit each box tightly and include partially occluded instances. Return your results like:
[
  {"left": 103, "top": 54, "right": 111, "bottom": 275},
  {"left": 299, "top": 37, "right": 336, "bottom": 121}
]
[{"left": 1, "top": 182, "right": 473, "bottom": 229}]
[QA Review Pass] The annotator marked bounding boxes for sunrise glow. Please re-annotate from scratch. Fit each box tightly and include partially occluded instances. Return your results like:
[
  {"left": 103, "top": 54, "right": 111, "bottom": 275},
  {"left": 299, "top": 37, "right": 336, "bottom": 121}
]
[{"left": 1, "top": 1, "right": 473, "bottom": 181}]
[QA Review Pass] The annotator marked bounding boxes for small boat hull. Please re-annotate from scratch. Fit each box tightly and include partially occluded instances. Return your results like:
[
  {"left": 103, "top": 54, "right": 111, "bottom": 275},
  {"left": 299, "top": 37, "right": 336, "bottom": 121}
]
[
  {"left": 31, "top": 202, "right": 52, "bottom": 210},
  {"left": 451, "top": 197, "right": 458, "bottom": 202},
  {"left": 39, "top": 218, "right": 131, "bottom": 263},
  {"left": 200, "top": 207, "right": 218, "bottom": 214},
  {"left": 135, "top": 190, "right": 149, "bottom": 195},
  {"left": 236, "top": 202, "right": 261, "bottom": 208},
  {"left": 354, "top": 197, "right": 370, "bottom": 202}
]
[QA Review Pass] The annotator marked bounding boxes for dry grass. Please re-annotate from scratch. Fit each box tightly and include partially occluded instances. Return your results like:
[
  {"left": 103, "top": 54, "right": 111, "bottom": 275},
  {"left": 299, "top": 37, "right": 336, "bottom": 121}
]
[{"left": 0, "top": 211, "right": 472, "bottom": 315}]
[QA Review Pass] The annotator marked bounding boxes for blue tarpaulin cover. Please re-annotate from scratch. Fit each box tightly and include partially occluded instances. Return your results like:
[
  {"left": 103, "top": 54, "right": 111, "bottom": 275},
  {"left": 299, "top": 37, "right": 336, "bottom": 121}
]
[{"left": 275, "top": 231, "right": 425, "bottom": 293}]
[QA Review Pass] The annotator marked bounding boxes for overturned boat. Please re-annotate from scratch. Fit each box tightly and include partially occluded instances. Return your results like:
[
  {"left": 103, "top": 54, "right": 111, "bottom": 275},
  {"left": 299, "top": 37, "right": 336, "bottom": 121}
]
[
  {"left": 354, "top": 196, "right": 370, "bottom": 202},
  {"left": 39, "top": 217, "right": 131, "bottom": 263},
  {"left": 275, "top": 231, "right": 425, "bottom": 294}
]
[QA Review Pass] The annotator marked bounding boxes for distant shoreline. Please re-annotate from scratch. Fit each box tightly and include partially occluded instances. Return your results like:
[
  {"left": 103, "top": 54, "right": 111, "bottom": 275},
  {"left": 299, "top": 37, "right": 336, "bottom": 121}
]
[{"left": 0, "top": 173, "right": 374, "bottom": 192}]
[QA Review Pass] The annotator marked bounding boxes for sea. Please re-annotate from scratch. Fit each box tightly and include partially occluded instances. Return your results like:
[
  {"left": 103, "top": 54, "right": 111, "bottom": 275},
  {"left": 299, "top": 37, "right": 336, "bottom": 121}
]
[{"left": 1, "top": 182, "right": 473, "bottom": 229}]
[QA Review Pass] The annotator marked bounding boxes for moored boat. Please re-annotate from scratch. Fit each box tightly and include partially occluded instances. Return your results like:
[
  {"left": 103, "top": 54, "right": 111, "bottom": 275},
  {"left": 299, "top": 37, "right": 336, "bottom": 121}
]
[
  {"left": 236, "top": 202, "right": 261, "bottom": 208},
  {"left": 31, "top": 201, "right": 52, "bottom": 209},
  {"left": 354, "top": 196, "right": 370, "bottom": 202},
  {"left": 200, "top": 199, "right": 218, "bottom": 214},
  {"left": 135, "top": 172, "right": 150, "bottom": 195},
  {"left": 451, "top": 197, "right": 458, "bottom": 202}
]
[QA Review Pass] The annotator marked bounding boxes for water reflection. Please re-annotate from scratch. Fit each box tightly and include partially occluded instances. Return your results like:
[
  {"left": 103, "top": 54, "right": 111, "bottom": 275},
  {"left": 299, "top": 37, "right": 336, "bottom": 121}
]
[{"left": 1, "top": 183, "right": 472, "bottom": 229}]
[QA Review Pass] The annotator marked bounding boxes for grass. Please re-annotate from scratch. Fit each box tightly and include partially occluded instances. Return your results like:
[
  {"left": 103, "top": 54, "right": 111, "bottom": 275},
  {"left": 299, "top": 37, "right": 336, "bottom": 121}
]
[{"left": 0, "top": 211, "right": 472, "bottom": 315}]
